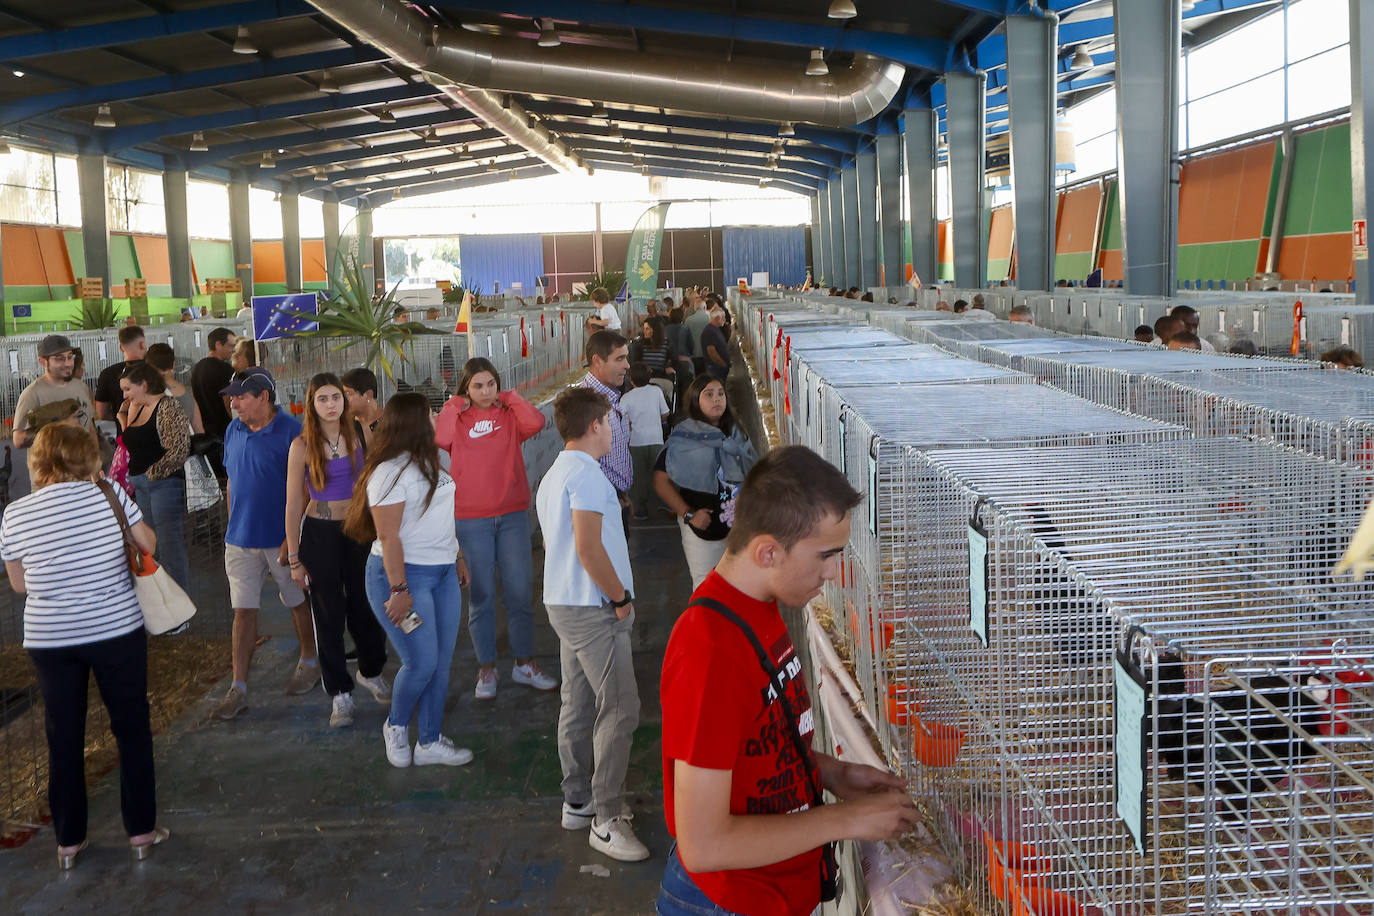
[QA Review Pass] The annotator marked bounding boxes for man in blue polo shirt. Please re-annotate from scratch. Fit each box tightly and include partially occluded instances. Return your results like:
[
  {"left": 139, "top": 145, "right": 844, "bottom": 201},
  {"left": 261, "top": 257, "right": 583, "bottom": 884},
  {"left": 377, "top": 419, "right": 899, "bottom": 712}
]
[{"left": 211, "top": 368, "right": 318, "bottom": 720}]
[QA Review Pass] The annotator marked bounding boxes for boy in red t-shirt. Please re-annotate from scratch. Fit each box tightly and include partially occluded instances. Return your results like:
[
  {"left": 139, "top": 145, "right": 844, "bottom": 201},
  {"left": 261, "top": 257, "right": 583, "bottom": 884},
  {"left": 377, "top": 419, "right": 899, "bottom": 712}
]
[{"left": 658, "top": 446, "right": 919, "bottom": 916}]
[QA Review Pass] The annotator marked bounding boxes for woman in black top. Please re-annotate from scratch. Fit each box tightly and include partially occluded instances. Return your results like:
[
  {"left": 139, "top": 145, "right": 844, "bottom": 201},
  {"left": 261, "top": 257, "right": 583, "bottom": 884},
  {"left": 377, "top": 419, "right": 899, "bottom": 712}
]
[
  {"left": 629, "top": 316, "right": 677, "bottom": 380},
  {"left": 118, "top": 363, "right": 191, "bottom": 591}
]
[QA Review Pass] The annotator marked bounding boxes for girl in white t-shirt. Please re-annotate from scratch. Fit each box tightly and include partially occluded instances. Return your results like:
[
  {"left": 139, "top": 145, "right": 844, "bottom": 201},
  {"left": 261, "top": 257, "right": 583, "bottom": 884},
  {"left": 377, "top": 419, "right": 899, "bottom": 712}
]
[{"left": 345, "top": 393, "right": 472, "bottom": 769}]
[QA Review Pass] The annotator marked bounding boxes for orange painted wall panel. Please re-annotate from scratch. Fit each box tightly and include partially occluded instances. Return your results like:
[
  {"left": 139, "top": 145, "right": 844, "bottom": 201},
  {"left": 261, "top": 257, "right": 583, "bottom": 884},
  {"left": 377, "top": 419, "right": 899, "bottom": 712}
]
[
  {"left": 988, "top": 206, "right": 1014, "bottom": 262},
  {"left": 132, "top": 234, "right": 170, "bottom": 285},
  {"left": 252, "top": 241, "right": 286, "bottom": 283},
  {"left": 2, "top": 225, "right": 49, "bottom": 287},
  {"left": 302, "top": 240, "right": 327, "bottom": 283},
  {"left": 1098, "top": 249, "right": 1123, "bottom": 285},
  {"left": 938, "top": 220, "right": 953, "bottom": 263},
  {"left": 35, "top": 227, "right": 73, "bottom": 288},
  {"left": 1275, "top": 232, "right": 1354, "bottom": 285},
  {"left": 1178, "top": 139, "right": 1275, "bottom": 245},
  {"left": 1055, "top": 185, "right": 1102, "bottom": 255}
]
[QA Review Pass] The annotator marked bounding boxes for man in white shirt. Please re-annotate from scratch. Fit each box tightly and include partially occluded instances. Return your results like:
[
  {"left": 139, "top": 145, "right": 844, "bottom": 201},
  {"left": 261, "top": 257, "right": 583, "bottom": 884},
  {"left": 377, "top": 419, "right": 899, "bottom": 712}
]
[
  {"left": 584, "top": 287, "right": 622, "bottom": 332},
  {"left": 535, "top": 386, "right": 647, "bottom": 864}
]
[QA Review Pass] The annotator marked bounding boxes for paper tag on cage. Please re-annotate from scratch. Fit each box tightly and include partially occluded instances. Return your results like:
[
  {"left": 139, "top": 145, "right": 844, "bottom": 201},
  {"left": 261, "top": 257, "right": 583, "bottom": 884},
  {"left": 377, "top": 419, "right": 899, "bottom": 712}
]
[
  {"left": 1113, "top": 651, "right": 1149, "bottom": 855},
  {"left": 838, "top": 414, "right": 847, "bottom": 475},
  {"left": 967, "top": 521, "right": 988, "bottom": 647},
  {"left": 867, "top": 451, "right": 879, "bottom": 537}
]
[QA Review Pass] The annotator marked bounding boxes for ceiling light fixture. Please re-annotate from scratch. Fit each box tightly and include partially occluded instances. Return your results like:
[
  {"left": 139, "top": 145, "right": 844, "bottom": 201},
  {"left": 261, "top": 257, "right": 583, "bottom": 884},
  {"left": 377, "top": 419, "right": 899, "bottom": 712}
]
[
  {"left": 313, "top": 168, "right": 327, "bottom": 181},
  {"left": 827, "top": 0, "right": 857, "bottom": 20},
  {"left": 11, "top": 69, "right": 22, "bottom": 78},
  {"left": 641, "top": 166, "right": 650, "bottom": 176},
  {"left": 806, "top": 49, "right": 829, "bottom": 77},
  {"left": 591, "top": 101, "right": 607, "bottom": 118},
  {"left": 319, "top": 71, "right": 339, "bottom": 93},
  {"left": 461, "top": 143, "right": 470, "bottom": 156},
  {"left": 424, "top": 127, "right": 439, "bottom": 143},
  {"left": 1181, "top": 0, "right": 1196, "bottom": 10},
  {"left": 259, "top": 151, "right": 275, "bottom": 168},
  {"left": 232, "top": 25, "right": 257, "bottom": 55},
  {"left": 778, "top": 121, "right": 795, "bottom": 137},
  {"left": 189, "top": 131, "right": 208, "bottom": 152},
  {"left": 1071, "top": 45, "right": 1094, "bottom": 70},
  {"left": 537, "top": 18, "right": 561, "bottom": 47},
  {"left": 759, "top": 178, "right": 769, "bottom": 188},
  {"left": 93, "top": 104, "right": 116, "bottom": 128},
  {"left": 377, "top": 107, "right": 396, "bottom": 123},
  {"left": 0, "top": 139, "right": 10, "bottom": 155},
  {"left": 608, "top": 124, "right": 622, "bottom": 139},
  {"left": 392, "top": 189, "right": 403, "bottom": 200}
]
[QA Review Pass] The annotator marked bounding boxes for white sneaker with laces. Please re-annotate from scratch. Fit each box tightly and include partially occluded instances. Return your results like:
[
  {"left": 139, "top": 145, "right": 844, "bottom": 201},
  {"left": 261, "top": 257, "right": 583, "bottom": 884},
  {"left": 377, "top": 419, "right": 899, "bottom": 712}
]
[
  {"left": 475, "top": 668, "right": 498, "bottom": 700},
  {"left": 355, "top": 672, "right": 392, "bottom": 704},
  {"left": 330, "top": 692, "right": 355, "bottom": 728},
  {"left": 382, "top": 721, "right": 412, "bottom": 768},
  {"left": 413, "top": 735, "right": 474, "bottom": 767},
  {"left": 589, "top": 816, "right": 650, "bottom": 862},
  {"left": 512, "top": 662, "right": 558, "bottom": 691},
  {"left": 561, "top": 800, "right": 594, "bottom": 830}
]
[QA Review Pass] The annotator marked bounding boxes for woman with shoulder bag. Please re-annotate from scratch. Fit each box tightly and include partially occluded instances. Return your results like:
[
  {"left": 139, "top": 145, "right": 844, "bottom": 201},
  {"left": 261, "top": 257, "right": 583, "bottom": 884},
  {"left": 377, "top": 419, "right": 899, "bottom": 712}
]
[
  {"left": 118, "top": 362, "right": 191, "bottom": 591},
  {"left": 285, "top": 373, "right": 392, "bottom": 729},
  {"left": 435, "top": 358, "right": 555, "bottom": 700},
  {"left": 346, "top": 393, "right": 472, "bottom": 769},
  {"left": 0, "top": 424, "right": 169, "bottom": 869},
  {"left": 653, "top": 375, "right": 757, "bottom": 589}
]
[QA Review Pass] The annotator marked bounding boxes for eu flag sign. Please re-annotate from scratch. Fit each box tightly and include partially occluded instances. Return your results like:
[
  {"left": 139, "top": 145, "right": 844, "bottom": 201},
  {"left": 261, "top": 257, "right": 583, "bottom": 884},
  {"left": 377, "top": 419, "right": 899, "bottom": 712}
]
[{"left": 252, "top": 292, "right": 320, "bottom": 342}]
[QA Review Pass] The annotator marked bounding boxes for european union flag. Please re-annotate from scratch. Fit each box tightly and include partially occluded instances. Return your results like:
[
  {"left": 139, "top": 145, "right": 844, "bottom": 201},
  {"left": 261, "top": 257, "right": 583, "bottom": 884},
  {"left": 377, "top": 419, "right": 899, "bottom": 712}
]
[{"left": 252, "top": 293, "right": 319, "bottom": 342}]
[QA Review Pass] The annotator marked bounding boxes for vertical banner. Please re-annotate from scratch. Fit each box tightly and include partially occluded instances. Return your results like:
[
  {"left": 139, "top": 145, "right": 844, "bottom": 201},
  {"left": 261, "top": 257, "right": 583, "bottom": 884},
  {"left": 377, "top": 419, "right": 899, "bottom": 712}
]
[
  {"left": 625, "top": 202, "right": 672, "bottom": 299},
  {"left": 454, "top": 289, "right": 474, "bottom": 357}
]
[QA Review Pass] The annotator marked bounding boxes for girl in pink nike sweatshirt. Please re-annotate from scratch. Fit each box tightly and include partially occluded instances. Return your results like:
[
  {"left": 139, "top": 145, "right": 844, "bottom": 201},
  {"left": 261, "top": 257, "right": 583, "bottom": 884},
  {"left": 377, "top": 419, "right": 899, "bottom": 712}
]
[{"left": 435, "top": 357, "right": 554, "bottom": 699}]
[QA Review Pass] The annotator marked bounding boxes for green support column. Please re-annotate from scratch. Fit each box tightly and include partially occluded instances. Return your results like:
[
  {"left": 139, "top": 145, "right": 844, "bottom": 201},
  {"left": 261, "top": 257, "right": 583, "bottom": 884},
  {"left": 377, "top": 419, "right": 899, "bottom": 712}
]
[
  {"left": 856, "top": 147, "right": 878, "bottom": 288},
  {"left": 163, "top": 168, "right": 194, "bottom": 300},
  {"left": 228, "top": 171, "right": 254, "bottom": 297},
  {"left": 77, "top": 153, "right": 111, "bottom": 292},
  {"left": 875, "top": 133, "right": 903, "bottom": 288},
  {"left": 946, "top": 70, "right": 988, "bottom": 290},
  {"left": 903, "top": 108, "right": 939, "bottom": 288},
  {"left": 281, "top": 186, "right": 302, "bottom": 293},
  {"left": 323, "top": 197, "right": 340, "bottom": 292}
]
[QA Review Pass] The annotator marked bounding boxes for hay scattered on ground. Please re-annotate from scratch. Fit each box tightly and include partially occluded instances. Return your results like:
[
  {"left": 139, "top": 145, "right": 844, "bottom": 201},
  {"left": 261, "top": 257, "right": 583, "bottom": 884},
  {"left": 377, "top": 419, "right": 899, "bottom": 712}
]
[{"left": 1, "top": 635, "right": 228, "bottom": 839}]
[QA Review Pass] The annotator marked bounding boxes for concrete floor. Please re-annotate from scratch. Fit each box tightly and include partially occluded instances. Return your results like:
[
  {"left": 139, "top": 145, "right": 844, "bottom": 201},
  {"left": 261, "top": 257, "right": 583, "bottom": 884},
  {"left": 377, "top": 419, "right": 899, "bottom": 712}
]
[{"left": 3, "top": 516, "right": 692, "bottom": 916}]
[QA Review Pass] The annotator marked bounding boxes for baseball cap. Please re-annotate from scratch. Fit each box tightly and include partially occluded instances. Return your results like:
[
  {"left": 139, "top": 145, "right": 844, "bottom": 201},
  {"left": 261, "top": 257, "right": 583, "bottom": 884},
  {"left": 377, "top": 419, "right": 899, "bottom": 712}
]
[
  {"left": 220, "top": 367, "right": 277, "bottom": 397},
  {"left": 38, "top": 334, "right": 75, "bottom": 358}
]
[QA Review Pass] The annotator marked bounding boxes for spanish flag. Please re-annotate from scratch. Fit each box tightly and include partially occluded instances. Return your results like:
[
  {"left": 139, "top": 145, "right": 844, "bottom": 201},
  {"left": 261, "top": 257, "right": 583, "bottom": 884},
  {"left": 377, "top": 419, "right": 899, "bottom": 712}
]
[
  {"left": 801, "top": 273, "right": 812, "bottom": 292},
  {"left": 454, "top": 290, "right": 474, "bottom": 353}
]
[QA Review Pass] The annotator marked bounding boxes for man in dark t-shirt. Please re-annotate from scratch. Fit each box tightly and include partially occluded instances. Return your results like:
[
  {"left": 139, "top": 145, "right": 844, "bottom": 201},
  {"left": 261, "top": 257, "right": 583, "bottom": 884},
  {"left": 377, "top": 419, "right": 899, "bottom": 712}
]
[
  {"left": 191, "top": 327, "right": 237, "bottom": 440},
  {"left": 93, "top": 325, "right": 148, "bottom": 420},
  {"left": 700, "top": 307, "right": 730, "bottom": 381}
]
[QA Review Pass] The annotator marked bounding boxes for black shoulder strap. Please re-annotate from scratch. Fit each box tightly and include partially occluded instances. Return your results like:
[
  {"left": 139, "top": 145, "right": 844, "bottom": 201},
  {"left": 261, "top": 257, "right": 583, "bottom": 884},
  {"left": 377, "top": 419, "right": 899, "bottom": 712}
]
[{"left": 688, "top": 595, "right": 824, "bottom": 809}]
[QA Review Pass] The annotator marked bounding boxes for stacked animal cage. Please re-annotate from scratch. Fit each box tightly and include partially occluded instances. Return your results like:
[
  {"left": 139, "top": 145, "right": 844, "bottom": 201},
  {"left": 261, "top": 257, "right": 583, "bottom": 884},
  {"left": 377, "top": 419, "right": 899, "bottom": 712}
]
[{"left": 886, "top": 438, "right": 1374, "bottom": 916}]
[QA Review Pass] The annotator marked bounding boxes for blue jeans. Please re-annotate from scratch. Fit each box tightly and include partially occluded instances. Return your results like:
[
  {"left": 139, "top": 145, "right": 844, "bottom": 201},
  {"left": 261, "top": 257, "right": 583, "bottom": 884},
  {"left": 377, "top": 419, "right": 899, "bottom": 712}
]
[
  {"left": 365, "top": 555, "right": 461, "bottom": 744},
  {"left": 456, "top": 511, "right": 534, "bottom": 664},
  {"left": 130, "top": 474, "right": 190, "bottom": 592},
  {"left": 657, "top": 848, "right": 743, "bottom": 916}
]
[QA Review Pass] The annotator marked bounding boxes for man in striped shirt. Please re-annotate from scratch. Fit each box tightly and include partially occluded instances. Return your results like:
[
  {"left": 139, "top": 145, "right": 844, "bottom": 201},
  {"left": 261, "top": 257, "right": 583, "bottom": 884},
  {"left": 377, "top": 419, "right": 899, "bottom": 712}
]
[{"left": 576, "top": 332, "right": 632, "bottom": 521}]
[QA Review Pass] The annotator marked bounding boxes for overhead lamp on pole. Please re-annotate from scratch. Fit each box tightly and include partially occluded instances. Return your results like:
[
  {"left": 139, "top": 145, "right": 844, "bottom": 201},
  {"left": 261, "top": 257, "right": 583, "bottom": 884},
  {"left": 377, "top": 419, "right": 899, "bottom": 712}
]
[
  {"left": 1071, "top": 45, "right": 1094, "bottom": 70},
  {"left": 827, "top": 0, "right": 857, "bottom": 20},
  {"left": 189, "top": 131, "right": 208, "bottom": 152},
  {"left": 319, "top": 71, "right": 340, "bottom": 93},
  {"left": 537, "top": 18, "right": 561, "bottom": 47},
  {"left": 779, "top": 121, "right": 795, "bottom": 137},
  {"left": 377, "top": 107, "right": 396, "bottom": 123},
  {"left": 259, "top": 151, "right": 275, "bottom": 169},
  {"left": 806, "top": 49, "right": 829, "bottom": 77},
  {"left": 424, "top": 127, "right": 440, "bottom": 143},
  {"left": 392, "top": 189, "right": 403, "bottom": 200},
  {"left": 232, "top": 25, "right": 257, "bottom": 55},
  {"left": 94, "top": 104, "right": 116, "bottom": 128}
]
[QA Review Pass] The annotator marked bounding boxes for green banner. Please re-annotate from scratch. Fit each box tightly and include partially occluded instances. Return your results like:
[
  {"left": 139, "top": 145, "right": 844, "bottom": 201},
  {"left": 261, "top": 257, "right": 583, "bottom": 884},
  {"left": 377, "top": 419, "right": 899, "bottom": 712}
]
[{"left": 625, "top": 202, "right": 671, "bottom": 299}]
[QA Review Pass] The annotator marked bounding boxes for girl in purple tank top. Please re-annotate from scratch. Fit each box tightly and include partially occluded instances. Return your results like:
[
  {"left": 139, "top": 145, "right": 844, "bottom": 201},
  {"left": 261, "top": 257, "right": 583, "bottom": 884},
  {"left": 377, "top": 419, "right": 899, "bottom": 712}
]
[{"left": 284, "top": 373, "right": 392, "bottom": 727}]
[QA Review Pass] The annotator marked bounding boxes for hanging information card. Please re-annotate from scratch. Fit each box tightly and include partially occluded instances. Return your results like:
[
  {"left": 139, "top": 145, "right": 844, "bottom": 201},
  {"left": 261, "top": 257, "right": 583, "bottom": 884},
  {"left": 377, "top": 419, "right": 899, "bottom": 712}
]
[
  {"left": 1114, "top": 652, "right": 1149, "bottom": 855},
  {"left": 967, "top": 521, "right": 988, "bottom": 646}
]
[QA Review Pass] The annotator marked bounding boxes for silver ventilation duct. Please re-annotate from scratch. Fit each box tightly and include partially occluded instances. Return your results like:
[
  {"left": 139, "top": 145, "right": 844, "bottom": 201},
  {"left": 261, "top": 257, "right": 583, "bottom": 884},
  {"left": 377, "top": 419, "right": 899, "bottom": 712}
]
[{"left": 306, "top": 0, "right": 904, "bottom": 172}]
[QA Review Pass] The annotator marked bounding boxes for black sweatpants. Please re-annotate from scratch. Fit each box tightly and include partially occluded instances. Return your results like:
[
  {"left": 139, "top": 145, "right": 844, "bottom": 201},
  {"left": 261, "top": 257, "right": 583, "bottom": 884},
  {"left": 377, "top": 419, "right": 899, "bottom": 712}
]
[
  {"left": 29, "top": 627, "right": 156, "bottom": 847},
  {"left": 299, "top": 516, "right": 388, "bottom": 695}
]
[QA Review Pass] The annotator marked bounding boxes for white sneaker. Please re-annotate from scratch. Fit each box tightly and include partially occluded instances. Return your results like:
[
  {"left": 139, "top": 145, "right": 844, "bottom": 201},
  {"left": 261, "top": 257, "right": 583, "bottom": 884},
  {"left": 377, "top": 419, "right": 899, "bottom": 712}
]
[
  {"left": 355, "top": 672, "right": 392, "bottom": 705},
  {"left": 475, "top": 668, "right": 498, "bottom": 700},
  {"left": 330, "top": 692, "right": 355, "bottom": 728},
  {"left": 413, "top": 735, "right": 474, "bottom": 767},
  {"left": 562, "top": 800, "right": 594, "bottom": 830},
  {"left": 589, "top": 816, "right": 650, "bottom": 862},
  {"left": 382, "top": 721, "right": 412, "bottom": 768},
  {"left": 512, "top": 662, "right": 558, "bottom": 691}
]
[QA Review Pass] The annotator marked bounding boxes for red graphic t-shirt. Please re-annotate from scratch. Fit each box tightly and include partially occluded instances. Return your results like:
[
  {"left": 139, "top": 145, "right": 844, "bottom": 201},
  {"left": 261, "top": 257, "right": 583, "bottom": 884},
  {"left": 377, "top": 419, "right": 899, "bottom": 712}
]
[{"left": 661, "top": 571, "right": 822, "bottom": 916}]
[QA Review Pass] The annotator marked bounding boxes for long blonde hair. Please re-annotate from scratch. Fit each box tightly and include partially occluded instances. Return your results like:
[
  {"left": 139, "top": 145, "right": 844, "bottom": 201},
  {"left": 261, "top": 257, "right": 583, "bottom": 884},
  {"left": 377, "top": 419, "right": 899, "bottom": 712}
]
[{"left": 30, "top": 424, "right": 99, "bottom": 489}]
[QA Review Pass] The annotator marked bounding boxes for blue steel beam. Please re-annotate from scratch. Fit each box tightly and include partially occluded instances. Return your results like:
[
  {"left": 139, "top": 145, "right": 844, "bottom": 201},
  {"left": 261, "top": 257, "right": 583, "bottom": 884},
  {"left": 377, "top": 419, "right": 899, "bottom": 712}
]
[
  {"left": 443, "top": 1, "right": 951, "bottom": 72},
  {"left": 568, "top": 125, "right": 845, "bottom": 168},
  {"left": 342, "top": 158, "right": 543, "bottom": 195},
  {"left": 0, "top": 46, "right": 388, "bottom": 127},
  {"left": 0, "top": 0, "right": 315, "bottom": 61},
  {"left": 179, "top": 109, "right": 475, "bottom": 168},
  {"left": 270, "top": 129, "right": 502, "bottom": 174},
  {"left": 364, "top": 164, "right": 561, "bottom": 207},
  {"left": 318, "top": 143, "right": 523, "bottom": 185},
  {"left": 582, "top": 153, "right": 818, "bottom": 192},
  {"left": 572, "top": 136, "right": 831, "bottom": 180},
  {"left": 99, "top": 83, "right": 444, "bottom": 152}
]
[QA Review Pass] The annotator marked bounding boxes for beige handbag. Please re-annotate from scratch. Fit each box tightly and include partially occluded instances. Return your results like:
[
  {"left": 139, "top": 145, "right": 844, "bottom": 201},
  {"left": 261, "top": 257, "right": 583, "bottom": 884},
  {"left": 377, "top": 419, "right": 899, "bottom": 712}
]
[{"left": 97, "top": 479, "right": 197, "bottom": 635}]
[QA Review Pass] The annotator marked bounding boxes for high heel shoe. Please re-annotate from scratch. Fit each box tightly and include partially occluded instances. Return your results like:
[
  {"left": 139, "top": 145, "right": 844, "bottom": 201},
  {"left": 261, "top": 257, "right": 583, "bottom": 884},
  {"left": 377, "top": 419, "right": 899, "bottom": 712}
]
[
  {"left": 130, "top": 826, "right": 169, "bottom": 861},
  {"left": 57, "top": 839, "right": 88, "bottom": 871}
]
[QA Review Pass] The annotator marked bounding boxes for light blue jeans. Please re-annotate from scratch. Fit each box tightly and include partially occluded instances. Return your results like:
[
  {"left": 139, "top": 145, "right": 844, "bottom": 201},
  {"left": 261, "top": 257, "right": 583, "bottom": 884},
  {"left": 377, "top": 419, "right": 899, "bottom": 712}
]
[
  {"left": 130, "top": 473, "right": 190, "bottom": 592},
  {"left": 456, "top": 511, "right": 534, "bottom": 664},
  {"left": 657, "top": 848, "right": 744, "bottom": 915},
  {"left": 365, "top": 555, "right": 461, "bottom": 744}
]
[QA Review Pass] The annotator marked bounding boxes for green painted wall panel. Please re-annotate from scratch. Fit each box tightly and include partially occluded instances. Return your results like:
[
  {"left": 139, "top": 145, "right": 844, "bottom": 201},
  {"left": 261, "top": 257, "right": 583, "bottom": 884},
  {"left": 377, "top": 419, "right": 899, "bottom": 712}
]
[
  {"left": 6, "top": 284, "right": 57, "bottom": 303},
  {"left": 1101, "top": 181, "right": 1122, "bottom": 251},
  {"left": 937, "top": 262, "right": 953, "bottom": 282},
  {"left": 1284, "top": 122, "right": 1353, "bottom": 238},
  {"left": 987, "top": 258, "right": 1011, "bottom": 283},
  {"left": 63, "top": 230, "right": 85, "bottom": 279},
  {"left": 252, "top": 283, "right": 289, "bottom": 296},
  {"left": 1054, "top": 251, "right": 1094, "bottom": 283},
  {"left": 1176, "top": 240, "right": 1262, "bottom": 285},
  {"left": 110, "top": 235, "right": 139, "bottom": 286},
  {"left": 1261, "top": 141, "right": 1285, "bottom": 238},
  {"left": 190, "top": 239, "right": 234, "bottom": 282}
]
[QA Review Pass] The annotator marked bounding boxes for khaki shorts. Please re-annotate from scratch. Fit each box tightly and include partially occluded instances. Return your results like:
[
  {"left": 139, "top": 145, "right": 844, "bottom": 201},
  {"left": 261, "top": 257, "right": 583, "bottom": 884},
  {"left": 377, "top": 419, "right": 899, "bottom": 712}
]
[{"left": 224, "top": 544, "right": 306, "bottom": 610}]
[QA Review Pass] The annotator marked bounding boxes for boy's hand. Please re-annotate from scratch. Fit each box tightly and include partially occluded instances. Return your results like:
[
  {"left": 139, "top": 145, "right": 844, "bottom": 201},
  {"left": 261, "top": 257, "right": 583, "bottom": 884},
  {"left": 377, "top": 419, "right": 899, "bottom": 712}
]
[
  {"left": 840, "top": 790, "right": 920, "bottom": 842},
  {"left": 826, "top": 762, "right": 906, "bottom": 800}
]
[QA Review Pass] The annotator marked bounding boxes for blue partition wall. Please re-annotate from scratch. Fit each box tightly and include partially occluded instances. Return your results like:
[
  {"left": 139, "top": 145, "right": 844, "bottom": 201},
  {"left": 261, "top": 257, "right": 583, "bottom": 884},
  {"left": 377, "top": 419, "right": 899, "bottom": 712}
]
[
  {"left": 722, "top": 226, "right": 806, "bottom": 287},
  {"left": 458, "top": 233, "right": 545, "bottom": 295}
]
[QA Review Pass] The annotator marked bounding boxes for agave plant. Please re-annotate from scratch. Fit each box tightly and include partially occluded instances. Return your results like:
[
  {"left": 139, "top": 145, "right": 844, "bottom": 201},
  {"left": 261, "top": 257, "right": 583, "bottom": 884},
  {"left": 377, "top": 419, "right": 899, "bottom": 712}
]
[
  {"left": 287, "top": 250, "right": 447, "bottom": 381},
  {"left": 582, "top": 268, "right": 627, "bottom": 301},
  {"left": 69, "top": 297, "right": 121, "bottom": 330}
]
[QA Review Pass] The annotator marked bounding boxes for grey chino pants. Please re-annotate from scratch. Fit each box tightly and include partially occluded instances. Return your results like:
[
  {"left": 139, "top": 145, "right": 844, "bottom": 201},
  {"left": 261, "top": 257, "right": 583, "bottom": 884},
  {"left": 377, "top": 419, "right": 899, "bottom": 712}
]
[{"left": 544, "top": 602, "right": 640, "bottom": 823}]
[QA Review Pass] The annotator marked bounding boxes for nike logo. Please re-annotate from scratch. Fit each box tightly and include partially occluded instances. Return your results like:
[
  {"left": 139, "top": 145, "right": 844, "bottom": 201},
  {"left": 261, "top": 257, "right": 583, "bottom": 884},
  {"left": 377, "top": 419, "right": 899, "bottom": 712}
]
[
  {"left": 591, "top": 826, "right": 610, "bottom": 841},
  {"left": 468, "top": 420, "right": 501, "bottom": 439}
]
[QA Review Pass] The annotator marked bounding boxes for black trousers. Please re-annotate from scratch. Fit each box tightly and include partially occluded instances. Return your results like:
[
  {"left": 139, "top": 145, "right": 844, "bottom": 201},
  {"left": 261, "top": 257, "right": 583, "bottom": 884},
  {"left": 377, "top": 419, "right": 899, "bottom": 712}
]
[
  {"left": 29, "top": 627, "right": 156, "bottom": 847},
  {"left": 299, "top": 516, "right": 388, "bottom": 695}
]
